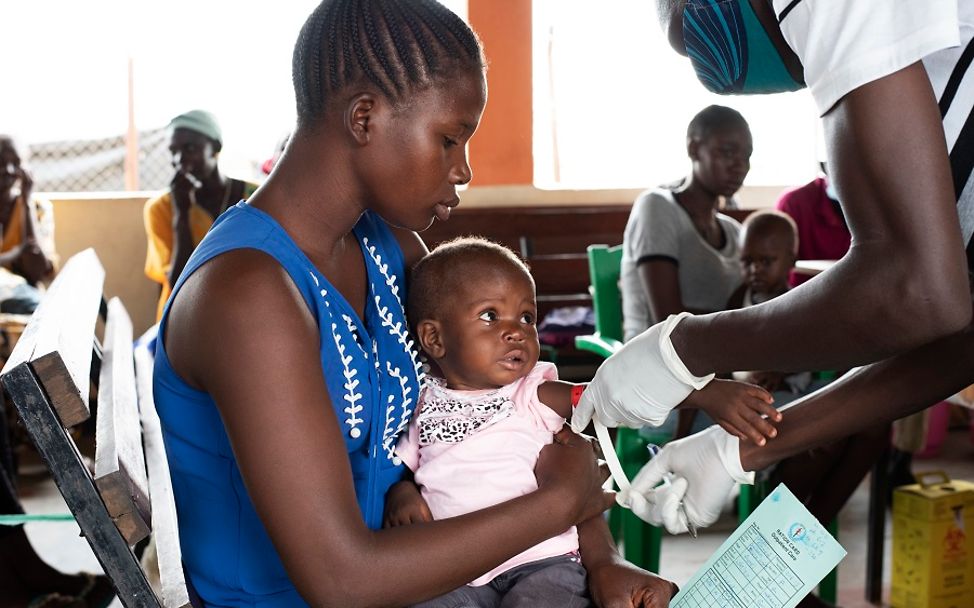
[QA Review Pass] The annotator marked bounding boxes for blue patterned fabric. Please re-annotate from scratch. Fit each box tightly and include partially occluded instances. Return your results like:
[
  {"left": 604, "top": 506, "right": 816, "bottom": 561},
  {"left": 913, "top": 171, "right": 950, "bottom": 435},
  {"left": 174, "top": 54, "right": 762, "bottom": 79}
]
[
  {"left": 153, "top": 202, "right": 423, "bottom": 607},
  {"left": 683, "top": 0, "right": 803, "bottom": 94}
]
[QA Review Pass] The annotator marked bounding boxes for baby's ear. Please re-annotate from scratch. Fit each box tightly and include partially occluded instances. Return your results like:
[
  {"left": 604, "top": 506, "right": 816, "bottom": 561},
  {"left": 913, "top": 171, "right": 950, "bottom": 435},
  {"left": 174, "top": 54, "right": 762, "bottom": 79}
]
[{"left": 416, "top": 320, "right": 446, "bottom": 359}]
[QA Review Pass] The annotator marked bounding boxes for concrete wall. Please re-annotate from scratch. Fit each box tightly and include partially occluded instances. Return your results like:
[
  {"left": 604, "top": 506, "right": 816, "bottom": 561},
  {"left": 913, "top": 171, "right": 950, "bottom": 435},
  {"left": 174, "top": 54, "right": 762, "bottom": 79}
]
[
  {"left": 48, "top": 193, "right": 157, "bottom": 337},
  {"left": 43, "top": 185, "right": 782, "bottom": 338}
]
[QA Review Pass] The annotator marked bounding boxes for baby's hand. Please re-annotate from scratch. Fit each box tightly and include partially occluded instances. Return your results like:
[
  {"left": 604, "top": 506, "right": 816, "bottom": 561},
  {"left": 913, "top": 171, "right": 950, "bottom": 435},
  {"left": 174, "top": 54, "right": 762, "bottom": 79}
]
[
  {"left": 684, "top": 379, "right": 779, "bottom": 445},
  {"left": 588, "top": 558, "right": 678, "bottom": 608},
  {"left": 382, "top": 480, "right": 433, "bottom": 528}
]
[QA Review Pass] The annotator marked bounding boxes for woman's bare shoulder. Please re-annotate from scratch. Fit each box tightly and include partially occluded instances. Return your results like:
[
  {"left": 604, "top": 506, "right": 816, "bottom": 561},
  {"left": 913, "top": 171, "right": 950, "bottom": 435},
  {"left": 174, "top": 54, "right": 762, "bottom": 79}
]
[{"left": 165, "top": 249, "right": 317, "bottom": 388}]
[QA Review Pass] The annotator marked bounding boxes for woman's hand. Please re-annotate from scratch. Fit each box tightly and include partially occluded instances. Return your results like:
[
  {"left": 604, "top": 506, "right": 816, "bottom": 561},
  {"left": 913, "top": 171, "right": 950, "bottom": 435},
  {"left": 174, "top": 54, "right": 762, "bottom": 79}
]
[
  {"left": 535, "top": 427, "right": 616, "bottom": 524},
  {"left": 684, "top": 379, "right": 779, "bottom": 445},
  {"left": 382, "top": 480, "right": 433, "bottom": 528},
  {"left": 588, "top": 558, "right": 678, "bottom": 608}
]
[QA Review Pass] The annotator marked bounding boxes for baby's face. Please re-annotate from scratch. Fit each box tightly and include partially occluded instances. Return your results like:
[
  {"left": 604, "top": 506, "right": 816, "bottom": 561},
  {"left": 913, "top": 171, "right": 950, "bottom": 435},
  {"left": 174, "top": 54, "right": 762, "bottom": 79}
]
[
  {"left": 739, "top": 233, "right": 794, "bottom": 296},
  {"left": 434, "top": 264, "right": 540, "bottom": 391}
]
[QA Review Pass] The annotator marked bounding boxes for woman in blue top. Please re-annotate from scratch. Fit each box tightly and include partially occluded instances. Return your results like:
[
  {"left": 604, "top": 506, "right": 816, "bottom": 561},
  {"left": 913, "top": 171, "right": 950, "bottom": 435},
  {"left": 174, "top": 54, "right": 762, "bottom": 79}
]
[{"left": 154, "top": 1, "right": 675, "bottom": 606}]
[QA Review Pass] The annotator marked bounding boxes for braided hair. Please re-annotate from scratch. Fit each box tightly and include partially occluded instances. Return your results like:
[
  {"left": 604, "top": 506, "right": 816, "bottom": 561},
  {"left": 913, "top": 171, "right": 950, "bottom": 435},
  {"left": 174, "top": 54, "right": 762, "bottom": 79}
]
[{"left": 293, "top": 0, "right": 485, "bottom": 128}]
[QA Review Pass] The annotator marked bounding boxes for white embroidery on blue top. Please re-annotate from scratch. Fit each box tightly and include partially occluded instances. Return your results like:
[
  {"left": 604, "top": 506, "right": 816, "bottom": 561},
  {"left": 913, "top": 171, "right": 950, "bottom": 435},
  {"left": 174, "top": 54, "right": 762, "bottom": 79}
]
[
  {"left": 364, "top": 237, "right": 423, "bottom": 461},
  {"left": 331, "top": 321, "right": 364, "bottom": 438}
]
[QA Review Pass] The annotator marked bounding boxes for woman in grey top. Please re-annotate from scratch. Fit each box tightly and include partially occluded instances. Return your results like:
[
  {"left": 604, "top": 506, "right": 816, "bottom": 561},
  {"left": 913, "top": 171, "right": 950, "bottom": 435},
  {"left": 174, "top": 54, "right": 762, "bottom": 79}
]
[
  {"left": 621, "top": 105, "right": 751, "bottom": 341},
  {"left": 621, "top": 105, "right": 752, "bottom": 436}
]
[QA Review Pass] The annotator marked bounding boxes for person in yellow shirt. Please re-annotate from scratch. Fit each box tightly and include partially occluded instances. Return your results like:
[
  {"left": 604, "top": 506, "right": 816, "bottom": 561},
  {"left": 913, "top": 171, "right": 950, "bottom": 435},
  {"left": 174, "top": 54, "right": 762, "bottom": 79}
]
[
  {"left": 0, "top": 135, "right": 56, "bottom": 287},
  {"left": 143, "top": 110, "right": 258, "bottom": 321}
]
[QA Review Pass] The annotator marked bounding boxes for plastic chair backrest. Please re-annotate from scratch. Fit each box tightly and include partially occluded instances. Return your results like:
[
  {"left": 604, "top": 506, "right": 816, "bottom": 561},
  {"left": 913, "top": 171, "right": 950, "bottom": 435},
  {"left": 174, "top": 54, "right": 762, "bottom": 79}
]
[{"left": 587, "top": 244, "right": 624, "bottom": 343}]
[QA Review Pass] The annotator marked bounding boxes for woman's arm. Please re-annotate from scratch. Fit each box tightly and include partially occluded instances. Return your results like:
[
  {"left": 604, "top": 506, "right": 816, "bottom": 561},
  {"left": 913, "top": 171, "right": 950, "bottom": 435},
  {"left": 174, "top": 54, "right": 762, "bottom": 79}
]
[
  {"left": 672, "top": 62, "right": 971, "bottom": 377},
  {"left": 629, "top": 318, "right": 974, "bottom": 533},
  {"left": 638, "top": 259, "right": 684, "bottom": 323},
  {"left": 166, "top": 250, "right": 613, "bottom": 607},
  {"left": 740, "top": 319, "right": 974, "bottom": 471},
  {"left": 653, "top": 4, "right": 968, "bottom": 374}
]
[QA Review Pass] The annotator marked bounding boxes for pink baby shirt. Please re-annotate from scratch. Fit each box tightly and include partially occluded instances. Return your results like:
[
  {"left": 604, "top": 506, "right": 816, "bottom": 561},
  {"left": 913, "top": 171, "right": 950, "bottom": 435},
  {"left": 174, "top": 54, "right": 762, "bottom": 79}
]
[{"left": 396, "top": 361, "right": 578, "bottom": 586}]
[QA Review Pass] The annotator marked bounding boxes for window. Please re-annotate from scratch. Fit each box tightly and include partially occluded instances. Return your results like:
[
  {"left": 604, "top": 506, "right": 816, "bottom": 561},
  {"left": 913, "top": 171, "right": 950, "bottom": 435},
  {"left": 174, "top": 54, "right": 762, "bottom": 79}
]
[
  {"left": 532, "top": 0, "right": 821, "bottom": 190},
  {"left": 1, "top": 0, "right": 468, "bottom": 191}
]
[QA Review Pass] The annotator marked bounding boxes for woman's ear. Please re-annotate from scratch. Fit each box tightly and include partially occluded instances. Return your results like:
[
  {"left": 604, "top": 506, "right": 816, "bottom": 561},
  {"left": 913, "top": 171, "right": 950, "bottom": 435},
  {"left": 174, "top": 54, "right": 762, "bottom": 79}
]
[
  {"left": 416, "top": 320, "right": 446, "bottom": 359},
  {"left": 346, "top": 94, "right": 376, "bottom": 146},
  {"left": 687, "top": 136, "right": 700, "bottom": 161}
]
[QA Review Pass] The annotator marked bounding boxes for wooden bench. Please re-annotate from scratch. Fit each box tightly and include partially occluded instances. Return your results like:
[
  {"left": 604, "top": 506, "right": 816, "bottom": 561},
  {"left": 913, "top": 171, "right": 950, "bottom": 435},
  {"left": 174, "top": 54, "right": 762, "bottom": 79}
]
[
  {"left": 422, "top": 204, "right": 632, "bottom": 375},
  {"left": 0, "top": 249, "right": 191, "bottom": 608}
]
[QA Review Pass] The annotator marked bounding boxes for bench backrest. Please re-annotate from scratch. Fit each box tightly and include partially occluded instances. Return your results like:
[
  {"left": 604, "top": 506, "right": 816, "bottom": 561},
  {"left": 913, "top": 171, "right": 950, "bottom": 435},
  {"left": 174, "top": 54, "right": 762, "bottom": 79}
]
[
  {"left": 421, "top": 204, "right": 632, "bottom": 318},
  {"left": 0, "top": 249, "right": 190, "bottom": 608}
]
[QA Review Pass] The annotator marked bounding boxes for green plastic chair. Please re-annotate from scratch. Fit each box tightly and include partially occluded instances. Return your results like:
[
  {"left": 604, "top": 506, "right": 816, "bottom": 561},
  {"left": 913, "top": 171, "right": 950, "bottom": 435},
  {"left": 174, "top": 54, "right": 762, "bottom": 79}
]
[{"left": 574, "top": 244, "right": 625, "bottom": 358}]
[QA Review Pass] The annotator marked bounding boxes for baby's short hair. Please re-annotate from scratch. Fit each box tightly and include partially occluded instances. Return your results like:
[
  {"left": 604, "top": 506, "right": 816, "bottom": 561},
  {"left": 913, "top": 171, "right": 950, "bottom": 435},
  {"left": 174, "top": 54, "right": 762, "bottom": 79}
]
[
  {"left": 742, "top": 210, "right": 799, "bottom": 257},
  {"left": 408, "top": 236, "right": 532, "bottom": 324}
]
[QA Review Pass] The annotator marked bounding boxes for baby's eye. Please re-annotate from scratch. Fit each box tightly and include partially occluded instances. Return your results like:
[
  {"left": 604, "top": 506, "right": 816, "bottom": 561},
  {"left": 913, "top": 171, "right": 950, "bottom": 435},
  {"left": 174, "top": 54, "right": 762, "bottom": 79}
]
[
  {"left": 478, "top": 311, "right": 497, "bottom": 322},
  {"left": 520, "top": 313, "right": 535, "bottom": 325}
]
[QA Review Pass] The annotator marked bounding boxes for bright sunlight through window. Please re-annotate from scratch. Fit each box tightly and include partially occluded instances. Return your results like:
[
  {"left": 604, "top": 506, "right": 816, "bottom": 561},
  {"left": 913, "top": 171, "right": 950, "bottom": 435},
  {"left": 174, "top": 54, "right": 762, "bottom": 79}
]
[{"left": 532, "top": 0, "right": 822, "bottom": 190}]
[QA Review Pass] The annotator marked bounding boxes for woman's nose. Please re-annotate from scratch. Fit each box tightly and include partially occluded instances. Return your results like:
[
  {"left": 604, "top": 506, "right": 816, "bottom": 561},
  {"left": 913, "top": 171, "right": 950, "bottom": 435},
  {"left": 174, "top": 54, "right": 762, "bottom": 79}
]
[{"left": 451, "top": 154, "right": 472, "bottom": 186}]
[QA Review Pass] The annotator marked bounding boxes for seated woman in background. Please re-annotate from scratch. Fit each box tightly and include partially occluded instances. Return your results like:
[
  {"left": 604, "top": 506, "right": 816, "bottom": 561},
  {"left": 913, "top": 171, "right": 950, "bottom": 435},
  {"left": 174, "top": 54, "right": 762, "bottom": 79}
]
[
  {"left": 620, "top": 105, "right": 752, "bottom": 439},
  {"left": 0, "top": 135, "right": 57, "bottom": 292}
]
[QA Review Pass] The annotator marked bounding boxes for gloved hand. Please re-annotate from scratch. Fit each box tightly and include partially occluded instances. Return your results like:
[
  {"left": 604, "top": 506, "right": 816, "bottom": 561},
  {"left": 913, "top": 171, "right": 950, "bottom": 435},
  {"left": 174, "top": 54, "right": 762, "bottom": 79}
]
[
  {"left": 620, "top": 426, "right": 754, "bottom": 534},
  {"left": 571, "top": 312, "right": 714, "bottom": 432}
]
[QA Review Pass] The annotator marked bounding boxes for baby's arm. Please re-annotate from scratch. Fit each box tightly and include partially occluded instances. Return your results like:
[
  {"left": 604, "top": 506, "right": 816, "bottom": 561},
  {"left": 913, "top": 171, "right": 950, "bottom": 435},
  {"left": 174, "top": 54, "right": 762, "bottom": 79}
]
[
  {"left": 384, "top": 412, "right": 433, "bottom": 528},
  {"left": 579, "top": 515, "right": 678, "bottom": 608},
  {"left": 679, "top": 379, "right": 780, "bottom": 445},
  {"left": 537, "top": 380, "right": 584, "bottom": 420},
  {"left": 383, "top": 471, "right": 433, "bottom": 528}
]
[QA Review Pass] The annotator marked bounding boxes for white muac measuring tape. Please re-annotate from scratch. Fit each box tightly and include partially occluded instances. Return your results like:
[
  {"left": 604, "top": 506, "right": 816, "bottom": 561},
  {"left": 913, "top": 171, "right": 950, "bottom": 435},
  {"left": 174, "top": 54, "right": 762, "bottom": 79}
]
[
  {"left": 594, "top": 419, "right": 631, "bottom": 496},
  {"left": 590, "top": 419, "right": 697, "bottom": 537}
]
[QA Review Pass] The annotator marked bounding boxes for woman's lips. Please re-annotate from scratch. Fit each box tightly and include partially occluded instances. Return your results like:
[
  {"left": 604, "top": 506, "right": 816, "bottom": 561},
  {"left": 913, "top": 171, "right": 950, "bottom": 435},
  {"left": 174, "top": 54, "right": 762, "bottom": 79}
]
[
  {"left": 434, "top": 197, "right": 460, "bottom": 222},
  {"left": 434, "top": 203, "right": 452, "bottom": 221}
]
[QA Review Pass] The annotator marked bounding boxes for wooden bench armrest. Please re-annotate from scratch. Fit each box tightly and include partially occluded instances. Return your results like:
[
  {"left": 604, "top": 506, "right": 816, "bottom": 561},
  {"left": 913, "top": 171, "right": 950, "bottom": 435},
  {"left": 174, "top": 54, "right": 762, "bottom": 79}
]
[
  {"left": 1, "top": 248, "right": 104, "bottom": 427},
  {"left": 1, "top": 249, "right": 191, "bottom": 608},
  {"left": 137, "top": 348, "right": 192, "bottom": 608},
  {"left": 94, "top": 298, "right": 151, "bottom": 545}
]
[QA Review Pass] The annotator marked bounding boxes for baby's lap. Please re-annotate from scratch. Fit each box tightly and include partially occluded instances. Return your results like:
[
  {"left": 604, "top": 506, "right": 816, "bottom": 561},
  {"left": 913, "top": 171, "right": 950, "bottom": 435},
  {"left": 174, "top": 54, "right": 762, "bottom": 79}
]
[{"left": 410, "top": 555, "right": 589, "bottom": 608}]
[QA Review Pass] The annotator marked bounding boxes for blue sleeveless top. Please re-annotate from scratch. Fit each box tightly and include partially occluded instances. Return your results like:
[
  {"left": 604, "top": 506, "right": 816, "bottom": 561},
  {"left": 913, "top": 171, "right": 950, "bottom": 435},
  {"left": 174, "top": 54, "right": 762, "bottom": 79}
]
[{"left": 153, "top": 202, "right": 422, "bottom": 607}]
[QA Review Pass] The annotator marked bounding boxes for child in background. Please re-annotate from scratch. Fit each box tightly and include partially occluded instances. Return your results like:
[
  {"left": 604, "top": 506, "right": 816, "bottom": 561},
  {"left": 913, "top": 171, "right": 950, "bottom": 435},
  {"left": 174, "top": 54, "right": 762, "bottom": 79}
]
[
  {"left": 727, "top": 210, "right": 810, "bottom": 394},
  {"left": 391, "top": 237, "right": 778, "bottom": 607},
  {"left": 728, "top": 212, "right": 889, "bottom": 608}
]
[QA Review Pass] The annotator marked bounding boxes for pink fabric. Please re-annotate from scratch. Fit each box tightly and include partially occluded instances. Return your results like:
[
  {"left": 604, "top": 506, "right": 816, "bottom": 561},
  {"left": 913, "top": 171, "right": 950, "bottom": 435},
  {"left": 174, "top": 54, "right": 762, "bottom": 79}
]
[
  {"left": 396, "top": 362, "right": 577, "bottom": 586},
  {"left": 775, "top": 177, "right": 851, "bottom": 286}
]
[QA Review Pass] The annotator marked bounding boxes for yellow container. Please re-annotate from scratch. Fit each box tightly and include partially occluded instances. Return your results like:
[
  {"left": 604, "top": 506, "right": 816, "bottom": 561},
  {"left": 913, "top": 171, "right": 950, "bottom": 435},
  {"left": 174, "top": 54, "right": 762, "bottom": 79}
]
[{"left": 892, "top": 472, "right": 974, "bottom": 608}]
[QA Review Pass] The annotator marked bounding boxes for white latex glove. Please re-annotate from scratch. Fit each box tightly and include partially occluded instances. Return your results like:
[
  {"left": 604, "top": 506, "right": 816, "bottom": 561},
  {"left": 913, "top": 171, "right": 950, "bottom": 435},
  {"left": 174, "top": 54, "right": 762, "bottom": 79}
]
[
  {"left": 620, "top": 426, "right": 755, "bottom": 534},
  {"left": 571, "top": 312, "right": 714, "bottom": 432}
]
